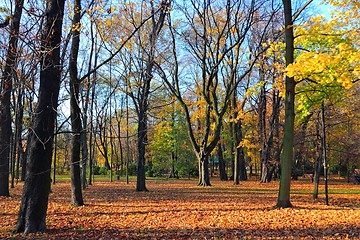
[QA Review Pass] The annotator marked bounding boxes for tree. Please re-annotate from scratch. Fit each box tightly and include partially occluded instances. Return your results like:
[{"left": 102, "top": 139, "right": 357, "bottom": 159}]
[
  {"left": 15, "top": 0, "right": 65, "bottom": 233},
  {"left": 159, "top": 0, "right": 276, "bottom": 186},
  {"left": 115, "top": 0, "right": 171, "bottom": 191},
  {"left": 276, "top": 0, "right": 295, "bottom": 208},
  {"left": 147, "top": 98, "right": 196, "bottom": 178},
  {"left": 0, "top": 0, "right": 24, "bottom": 197},
  {"left": 217, "top": 141, "right": 228, "bottom": 181},
  {"left": 69, "top": 0, "right": 84, "bottom": 206},
  {"left": 283, "top": 0, "right": 360, "bottom": 201}
]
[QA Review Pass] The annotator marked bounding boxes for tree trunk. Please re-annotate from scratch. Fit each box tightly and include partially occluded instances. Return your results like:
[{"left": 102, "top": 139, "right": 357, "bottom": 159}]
[
  {"left": 0, "top": 0, "right": 24, "bottom": 197},
  {"left": 229, "top": 121, "right": 235, "bottom": 181},
  {"left": 53, "top": 120, "right": 57, "bottom": 184},
  {"left": 277, "top": 0, "right": 295, "bottom": 208},
  {"left": 321, "top": 102, "right": 329, "bottom": 205},
  {"left": 271, "top": 89, "right": 282, "bottom": 180},
  {"left": 21, "top": 134, "right": 31, "bottom": 181},
  {"left": 125, "top": 84, "right": 130, "bottom": 184},
  {"left": 198, "top": 154, "right": 211, "bottom": 186},
  {"left": 313, "top": 129, "right": 322, "bottom": 199},
  {"left": 293, "top": 113, "right": 312, "bottom": 180},
  {"left": 136, "top": 109, "right": 147, "bottom": 191},
  {"left": 69, "top": 0, "right": 84, "bottom": 206},
  {"left": 261, "top": 161, "right": 272, "bottom": 183},
  {"left": 81, "top": 127, "right": 87, "bottom": 189},
  {"left": 259, "top": 78, "right": 268, "bottom": 183},
  {"left": 88, "top": 73, "right": 96, "bottom": 185},
  {"left": 14, "top": 89, "right": 24, "bottom": 184},
  {"left": 135, "top": 1, "right": 169, "bottom": 191},
  {"left": 237, "top": 121, "right": 247, "bottom": 181},
  {"left": 87, "top": 20, "right": 97, "bottom": 186},
  {"left": 233, "top": 121, "right": 246, "bottom": 184},
  {"left": 217, "top": 142, "right": 228, "bottom": 181},
  {"left": 15, "top": 0, "right": 65, "bottom": 233}
]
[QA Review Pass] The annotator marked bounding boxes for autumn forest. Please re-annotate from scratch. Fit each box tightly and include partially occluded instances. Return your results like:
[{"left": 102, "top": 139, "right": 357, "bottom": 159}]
[{"left": 0, "top": 0, "right": 359, "bottom": 238}]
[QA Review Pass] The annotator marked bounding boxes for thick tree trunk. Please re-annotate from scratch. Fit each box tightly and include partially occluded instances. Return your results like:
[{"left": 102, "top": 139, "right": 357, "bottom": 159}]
[
  {"left": 15, "top": 0, "right": 65, "bottom": 233},
  {"left": 277, "top": 0, "right": 295, "bottom": 208},
  {"left": 261, "top": 162, "right": 272, "bottom": 183},
  {"left": 198, "top": 154, "right": 211, "bottom": 186},
  {"left": 237, "top": 121, "right": 247, "bottom": 181},
  {"left": 0, "top": 0, "right": 24, "bottom": 197},
  {"left": 69, "top": 0, "right": 84, "bottom": 206},
  {"left": 217, "top": 143, "right": 228, "bottom": 181}
]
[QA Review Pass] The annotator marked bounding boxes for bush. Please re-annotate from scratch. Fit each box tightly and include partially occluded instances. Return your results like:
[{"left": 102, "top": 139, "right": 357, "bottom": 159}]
[
  {"left": 127, "top": 162, "right": 138, "bottom": 176},
  {"left": 93, "top": 166, "right": 109, "bottom": 175}
]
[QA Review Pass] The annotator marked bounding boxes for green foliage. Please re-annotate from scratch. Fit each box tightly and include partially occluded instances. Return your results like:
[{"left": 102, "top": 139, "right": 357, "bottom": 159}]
[
  {"left": 147, "top": 103, "right": 197, "bottom": 178},
  {"left": 93, "top": 166, "right": 109, "bottom": 175},
  {"left": 127, "top": 162, "right": 138, "bottom": 176}
]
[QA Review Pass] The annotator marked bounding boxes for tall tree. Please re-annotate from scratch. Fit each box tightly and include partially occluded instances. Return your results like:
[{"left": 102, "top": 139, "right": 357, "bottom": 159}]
[
  {"left": 15, "top": 0, "right": 65, "bottom": 233},
  {"left": 276, "top": 0, "right": 295, "bottom": 208},
  {"left": 0, "top": 0, "right": 24, "bottom": 197},
  {"left": 159, "top": 0, "right": 272, "bottom": 186},
  {"left": 69, "top": 0, "right": 84, "bottom": 206},
  {"left": 121, "top": 0, "right": 171, "bottom": 191},
  {"left": 282, "top": 0, "right": 359, "bottom": 203}
]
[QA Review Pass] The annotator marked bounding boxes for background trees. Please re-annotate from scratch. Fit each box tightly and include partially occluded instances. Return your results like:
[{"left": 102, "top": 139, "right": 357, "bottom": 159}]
[
  {"left": 0, "top": 0, "right": 23, "bottom": 197},
  {"left": 0, "top": 0, "right": 358, "bottom": 233}
]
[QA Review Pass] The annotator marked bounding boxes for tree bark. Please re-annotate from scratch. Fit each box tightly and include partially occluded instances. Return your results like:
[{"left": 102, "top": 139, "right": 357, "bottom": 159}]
[
  {"left": 69, "top": 0, "right": 84, "bottom": 206},
  {"left": 87, "top": 20, "right": 97, "bottom": 186},
  {"left": 198, "top": 154, "right": 211, "bottom": 186},
  {"left": 136, "top": 109, "right": 147, "bottom": 191},
  {"left": 15, "top": 89, "right": 24, "bottom": 183},
  {"left": 0, "top": 0, "right": 24, "bottom": 197},
  {"left": 313, "top": 116, "right": 322, "bottom": 200},
  {"left": 277, "top": 0, "right": 295, "bottom": 208},
  {"left": 81, "top": 125, "right": 87, "bottom": 188},
  {"left": 21, "top": 133, "right": 31, "bottom": 181},
  {"left": 15, "top": 0, "right": 65, "bottom": 233},
  {"left": 217, "top": 142, "right": 228, "bottom": 181},
  {"left": 321, "top": 102, "right": 329, "bottom": 205},
  {"left": 233, "top": 120, "right": 246, "bottom": 184},
  {"left": 259, "top": 78, "right": 268, "bottom": 183}
]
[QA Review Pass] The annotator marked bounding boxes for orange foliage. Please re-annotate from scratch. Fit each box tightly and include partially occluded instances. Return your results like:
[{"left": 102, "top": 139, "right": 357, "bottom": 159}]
[{"left": 1, "top": 180, "right": 359, "bottom": 239}]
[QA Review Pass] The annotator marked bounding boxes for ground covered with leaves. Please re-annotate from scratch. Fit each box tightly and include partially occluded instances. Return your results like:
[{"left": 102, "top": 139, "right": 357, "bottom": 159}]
[{"left": 1, "top": 178, "right": 360, "bottom": 239}]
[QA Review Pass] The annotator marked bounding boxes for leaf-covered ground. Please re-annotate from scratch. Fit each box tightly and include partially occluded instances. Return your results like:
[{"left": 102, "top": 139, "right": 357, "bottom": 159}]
[{"left": 1, "top": 179, "right": 359, "bottom": 239}]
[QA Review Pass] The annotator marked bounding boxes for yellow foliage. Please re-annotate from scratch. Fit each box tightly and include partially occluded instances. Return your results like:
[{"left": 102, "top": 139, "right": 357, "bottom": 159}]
[{"left": 284, "top": 4, "right": 360, "bottom": 90}]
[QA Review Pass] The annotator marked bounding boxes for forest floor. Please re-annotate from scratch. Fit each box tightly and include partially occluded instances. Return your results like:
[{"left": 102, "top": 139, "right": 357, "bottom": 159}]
[{"left": 1, "top": 178, "right": 360, "bottom": 239}]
